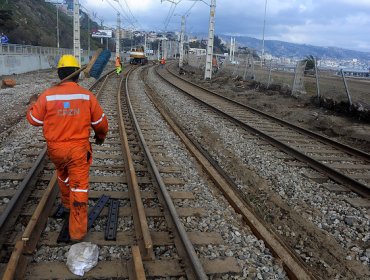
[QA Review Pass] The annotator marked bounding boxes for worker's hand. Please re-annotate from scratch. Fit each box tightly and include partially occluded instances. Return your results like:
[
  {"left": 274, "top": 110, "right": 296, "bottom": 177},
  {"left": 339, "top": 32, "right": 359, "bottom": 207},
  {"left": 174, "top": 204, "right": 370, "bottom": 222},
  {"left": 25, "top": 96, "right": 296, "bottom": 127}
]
[
  {"left": 94, "top": 135, "right": 105, "bottom": 145},
  {"left": 28, "top": 94, "right": 38, "bottom": 105}
]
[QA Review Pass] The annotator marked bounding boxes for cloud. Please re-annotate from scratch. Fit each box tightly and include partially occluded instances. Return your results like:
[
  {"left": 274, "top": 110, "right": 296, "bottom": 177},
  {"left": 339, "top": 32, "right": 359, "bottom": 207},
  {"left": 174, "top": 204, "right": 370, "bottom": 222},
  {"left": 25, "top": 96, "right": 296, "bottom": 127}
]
[{"left": 81, "top": 0, "right": 370, "bottom": 52}]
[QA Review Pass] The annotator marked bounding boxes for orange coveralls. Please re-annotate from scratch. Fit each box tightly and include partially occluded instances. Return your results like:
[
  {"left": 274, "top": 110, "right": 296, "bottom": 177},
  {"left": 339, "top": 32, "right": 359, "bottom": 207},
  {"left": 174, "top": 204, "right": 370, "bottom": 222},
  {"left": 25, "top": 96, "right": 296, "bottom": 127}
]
[
  {"left": 115, "top": 57, "right": 122, "bottom": 74},
  {"left": 27, "top": 81, "right": 108, "bottom": 240}
]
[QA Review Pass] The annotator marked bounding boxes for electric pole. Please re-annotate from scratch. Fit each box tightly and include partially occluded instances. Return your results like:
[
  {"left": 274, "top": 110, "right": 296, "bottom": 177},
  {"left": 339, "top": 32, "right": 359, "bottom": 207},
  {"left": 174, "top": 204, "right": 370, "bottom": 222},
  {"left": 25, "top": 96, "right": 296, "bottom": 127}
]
[
  {"left": 261, "top": 0, "right": 268, "bottom": 67},
  {"left": 204, "top": 0, "right": 216, "bottom": 80},
  {"left": 116, "top": 12, "right": 120, "bottom": 57},
  {"left": 56, "top": 4, "right": 59, "bottom": 48},
  {"left": 73, "top": 0, "right": 81, "bottom": 65},
  {"left": 229, "top": 37, "right": 232, "bottom": 61},
  {"left": 87, "top": 13, "right": 90, "bottom": 56},
  {"left": 233, "top": 38, "right": 236, "bottom": 61},
  {"left": 179, "top": 15, "right": 185, "bottom": 68},
  {"left": 144, "top": 33, "right": 147, "bottom": 51}
]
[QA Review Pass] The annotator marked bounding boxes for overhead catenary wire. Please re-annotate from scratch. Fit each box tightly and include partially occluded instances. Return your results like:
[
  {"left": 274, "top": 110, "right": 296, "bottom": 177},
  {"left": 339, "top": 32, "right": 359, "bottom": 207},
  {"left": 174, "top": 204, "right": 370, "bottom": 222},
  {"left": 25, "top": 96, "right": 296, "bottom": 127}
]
[
  {"left": 163, "top": 3, "right": 178, "bottom": 31},
  {"left": 118, "top": 0, "right": 142, "bottom": 29},
  {"left": 105, "top": 0, "right": 138, "bottom": 29}
]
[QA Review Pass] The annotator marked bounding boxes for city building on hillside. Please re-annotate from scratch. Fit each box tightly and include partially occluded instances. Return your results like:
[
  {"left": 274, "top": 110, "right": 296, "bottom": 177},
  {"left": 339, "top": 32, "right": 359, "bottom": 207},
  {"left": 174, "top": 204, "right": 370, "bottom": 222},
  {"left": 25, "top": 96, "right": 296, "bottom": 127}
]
[
  {"left": 338, "top": 69, "right": 370, "bottom": 78},
  {"left": 189, "top": 48, "right": 206, "bottom": 56}
]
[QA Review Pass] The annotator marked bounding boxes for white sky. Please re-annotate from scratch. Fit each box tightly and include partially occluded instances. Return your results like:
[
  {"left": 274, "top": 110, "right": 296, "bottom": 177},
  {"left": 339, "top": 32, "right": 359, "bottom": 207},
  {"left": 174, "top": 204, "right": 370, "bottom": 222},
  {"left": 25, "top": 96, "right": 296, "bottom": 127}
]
[{"left": 80, "top": 0, "right": 370, "bottom": 52}]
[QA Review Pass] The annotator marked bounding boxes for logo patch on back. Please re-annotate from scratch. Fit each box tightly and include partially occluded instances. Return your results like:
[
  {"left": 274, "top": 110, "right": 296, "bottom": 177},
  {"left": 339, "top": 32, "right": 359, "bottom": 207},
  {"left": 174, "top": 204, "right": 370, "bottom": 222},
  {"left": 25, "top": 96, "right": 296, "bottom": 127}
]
[{"left": 63, "top": 102, "right": 70, "bottom": 109}]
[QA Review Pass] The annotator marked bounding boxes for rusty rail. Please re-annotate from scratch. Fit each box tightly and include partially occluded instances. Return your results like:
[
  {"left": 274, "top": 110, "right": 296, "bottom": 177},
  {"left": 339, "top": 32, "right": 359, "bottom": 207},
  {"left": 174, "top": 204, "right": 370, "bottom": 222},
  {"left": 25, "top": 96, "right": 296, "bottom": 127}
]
[{"left": 117, "top": 68, "right": 154, "bottom": 260}]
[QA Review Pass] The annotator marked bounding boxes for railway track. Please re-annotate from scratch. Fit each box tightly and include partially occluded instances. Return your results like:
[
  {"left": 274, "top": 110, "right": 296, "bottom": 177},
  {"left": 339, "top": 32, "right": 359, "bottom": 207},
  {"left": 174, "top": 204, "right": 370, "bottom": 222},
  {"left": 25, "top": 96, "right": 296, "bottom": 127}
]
[
  {"left": 143, "top": 63, "right": 370, "bottom": 278},
  {"left": 0, "top": 62, "right": 367, "bottom": 279},
  {"left": 0, "top": 67, "right": 249, "bottom": 279},
  {"left": 157, "top": 64, "right": 370, "bottom": 200}
]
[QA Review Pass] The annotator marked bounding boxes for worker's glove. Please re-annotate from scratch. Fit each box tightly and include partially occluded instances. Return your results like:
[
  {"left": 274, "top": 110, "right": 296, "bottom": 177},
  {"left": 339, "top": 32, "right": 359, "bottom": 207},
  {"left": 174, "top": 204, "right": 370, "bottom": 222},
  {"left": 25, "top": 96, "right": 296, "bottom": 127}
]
[
  {"left": 28, "top": 94, "right": 38, "bottom": 105},
  {"left": 94, "top": 135, "right": 105, "bottom": 145}
]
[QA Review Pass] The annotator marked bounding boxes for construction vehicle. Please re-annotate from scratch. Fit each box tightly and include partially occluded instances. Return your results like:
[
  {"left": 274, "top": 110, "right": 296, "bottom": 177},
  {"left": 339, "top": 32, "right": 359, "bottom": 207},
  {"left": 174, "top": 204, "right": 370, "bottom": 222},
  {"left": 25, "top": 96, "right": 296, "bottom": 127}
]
[{"left": 129, "top": 46, "right": 148, "bottom": 65}]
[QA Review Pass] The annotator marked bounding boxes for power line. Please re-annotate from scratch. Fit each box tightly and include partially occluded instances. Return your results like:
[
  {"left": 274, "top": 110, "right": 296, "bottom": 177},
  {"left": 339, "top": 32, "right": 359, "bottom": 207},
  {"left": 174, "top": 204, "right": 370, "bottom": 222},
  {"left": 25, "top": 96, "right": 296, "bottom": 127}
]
[
  {"left": 164, "top": 3, "right": 177, "bottom": 31},
  {"left": 119, "top": 0, "right": 141, "bottom": 28}
]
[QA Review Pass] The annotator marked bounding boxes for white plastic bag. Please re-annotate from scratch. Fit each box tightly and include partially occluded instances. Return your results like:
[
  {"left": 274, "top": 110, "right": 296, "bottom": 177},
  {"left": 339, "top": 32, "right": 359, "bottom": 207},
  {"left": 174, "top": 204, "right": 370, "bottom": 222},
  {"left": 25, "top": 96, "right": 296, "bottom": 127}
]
[{"left": 66, "top": 242, "right": 99, "bottom": 276}]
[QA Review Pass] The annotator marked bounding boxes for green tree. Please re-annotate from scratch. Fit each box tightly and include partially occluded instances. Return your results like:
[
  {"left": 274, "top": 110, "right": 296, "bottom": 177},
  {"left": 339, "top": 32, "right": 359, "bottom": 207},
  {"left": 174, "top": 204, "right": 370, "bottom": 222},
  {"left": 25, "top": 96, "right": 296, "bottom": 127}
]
[{"left": 303, "top": 55, "right": 316, "bottom": 72}]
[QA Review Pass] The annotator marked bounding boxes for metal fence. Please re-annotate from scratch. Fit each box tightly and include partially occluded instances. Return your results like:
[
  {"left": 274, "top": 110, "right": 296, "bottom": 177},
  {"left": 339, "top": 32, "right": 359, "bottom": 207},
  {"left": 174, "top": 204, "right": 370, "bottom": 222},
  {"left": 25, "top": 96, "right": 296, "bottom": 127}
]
[
  {"left": 187, "top": 53, "right": 369, "bottom": 107},
  {"left": 0, "top": 43, "right": 73, "bottom": 56}
]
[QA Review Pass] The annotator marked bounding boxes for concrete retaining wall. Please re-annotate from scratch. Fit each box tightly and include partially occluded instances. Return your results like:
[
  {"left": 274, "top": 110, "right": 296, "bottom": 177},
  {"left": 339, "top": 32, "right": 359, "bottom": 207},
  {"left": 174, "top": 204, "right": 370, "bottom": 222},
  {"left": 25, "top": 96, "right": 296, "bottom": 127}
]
[{"left": 0, "top": 54, "right": 90, "bottom": 76}]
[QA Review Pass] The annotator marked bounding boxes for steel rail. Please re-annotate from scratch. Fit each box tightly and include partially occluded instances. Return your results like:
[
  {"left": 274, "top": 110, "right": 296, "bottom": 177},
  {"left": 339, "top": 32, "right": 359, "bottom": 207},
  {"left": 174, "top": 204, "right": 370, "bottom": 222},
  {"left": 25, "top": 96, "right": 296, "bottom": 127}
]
[
  {"left": 0, "top": 147, "right": 46, "bottom": 247},
  {"left": 166, "top": 64, "right": 370, "bottom": 162},
  {"left": 156, "top": 66, "right": 370, "bottom": 198},
  {"left": 142, "top": 68, "right": 316, "bottom": 280},
  {"left": 117, "top": 68, "right": 154, "bottom": 261},
  {"left": 127, "top": 67, "right": 208, "bottom": 279}
]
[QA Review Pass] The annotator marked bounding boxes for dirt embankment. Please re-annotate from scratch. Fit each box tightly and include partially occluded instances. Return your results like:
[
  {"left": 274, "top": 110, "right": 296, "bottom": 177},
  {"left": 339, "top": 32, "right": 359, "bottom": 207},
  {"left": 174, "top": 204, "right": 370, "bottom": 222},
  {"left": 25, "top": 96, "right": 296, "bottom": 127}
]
[{"left": 177, "top": 65, "right": 370, "bottom": 153}]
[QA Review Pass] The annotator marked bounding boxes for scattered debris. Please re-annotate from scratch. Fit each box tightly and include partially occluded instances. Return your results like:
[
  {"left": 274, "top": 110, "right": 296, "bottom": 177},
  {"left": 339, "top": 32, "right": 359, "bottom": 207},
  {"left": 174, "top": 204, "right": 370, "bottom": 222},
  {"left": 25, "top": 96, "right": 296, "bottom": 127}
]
[
  {"left": 66, "top": 242, "right": 99, "bottom": 276},
  {"left": 1, "top": 79, "right": 16, "bottom": 88}
]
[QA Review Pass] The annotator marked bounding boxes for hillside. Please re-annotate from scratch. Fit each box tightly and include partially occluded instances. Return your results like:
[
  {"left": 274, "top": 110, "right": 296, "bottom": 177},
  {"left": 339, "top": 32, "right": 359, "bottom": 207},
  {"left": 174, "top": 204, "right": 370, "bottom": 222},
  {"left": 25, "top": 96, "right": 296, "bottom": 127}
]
[
  {"left": 222, "top": 35, "right": 370, "bottom": 61},
  {"left": 0, "top": 0, "right": 101, "bottom": 49}
]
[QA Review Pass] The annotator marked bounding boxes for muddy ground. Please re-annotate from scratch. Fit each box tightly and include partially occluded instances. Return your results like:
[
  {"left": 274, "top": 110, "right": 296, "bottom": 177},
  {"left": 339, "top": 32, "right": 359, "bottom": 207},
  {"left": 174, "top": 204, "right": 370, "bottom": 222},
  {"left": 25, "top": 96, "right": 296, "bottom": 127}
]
[{"left": 177, "top": 64, "right": 370, "bottom": 153}]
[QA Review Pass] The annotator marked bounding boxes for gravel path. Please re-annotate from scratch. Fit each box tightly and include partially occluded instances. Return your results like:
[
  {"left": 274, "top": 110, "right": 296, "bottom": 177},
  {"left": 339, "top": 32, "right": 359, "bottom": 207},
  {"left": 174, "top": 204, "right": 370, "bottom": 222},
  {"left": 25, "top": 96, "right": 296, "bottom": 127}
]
[
  {"left": 146, "top": 66, "right": 370, "bottom": 278},
  {"left": 1, "top": 66, "right": 369, "bottom": 278},
  {"left": 128, "top": 67, "right": 288, "bottom": 278}
]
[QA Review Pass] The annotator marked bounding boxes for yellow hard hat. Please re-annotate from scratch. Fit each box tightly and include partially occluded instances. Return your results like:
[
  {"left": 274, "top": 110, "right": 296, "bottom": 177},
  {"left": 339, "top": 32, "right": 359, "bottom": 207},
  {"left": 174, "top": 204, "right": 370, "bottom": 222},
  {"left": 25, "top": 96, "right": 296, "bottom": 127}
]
[{"left": 57, "top": 55, "right": 80, "bottom": 68}]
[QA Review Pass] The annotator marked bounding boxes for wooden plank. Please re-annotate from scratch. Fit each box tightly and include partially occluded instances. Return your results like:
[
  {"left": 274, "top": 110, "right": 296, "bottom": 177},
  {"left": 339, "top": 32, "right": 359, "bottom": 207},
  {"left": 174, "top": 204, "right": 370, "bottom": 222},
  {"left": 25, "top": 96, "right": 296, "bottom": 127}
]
[
  {"left": 94, "top": 154, "right": 123, "bottom": 159},
  {"left": 302, "top": 171, "right": 328, "bottom": 183},
  {"left": 40, "top": 174, "right": 185, "bottom": 185},
  {"left": 17, "top": 163, "right": 180, "bottom": 174},
  {"left": 202, "top": 257, "right": 241, "bottom": 274},
  {"left": 21, "top": 151, "right": 40, "bottom": 156},
  {"left": 299, "top": 149, "right": 343, "bottom": 154},
  {"left": 313, "top": 156, "right": 359, "bottom": 162},
  {"left": 40, "top": 231, "right": 222, "bottom": 247},
  {"left": 143, "top": 257, "right": 241, "bottom": 277},
  {"left": 26, "top": 261, "right": 128, "bottom": 279},
  {"left": 131, "top": 246, "right": 146, "bottom": 279},
  {"left": 31, "top": 190, "right": 195, "bottom": 200},
  {"left": 23, "top": 206, "right": 206, "bottom": 218},
  {"left": 94, "top": 146, "right": 122, "bottom": 151},
  {"left": 329, "top": 163, "right": 370, "bottom": 170},
  {"left": 0, "top": 173, "right": 25, "bottom": 180},
  {"left": 272, "top": 137, "right": 309, "bottom": 143},
  {"left": 322, "top": 183, "right": 351, "bottom": 193},
  {"left": 0, "top": 189, "right": 17, "bottom": 197},
  {"left": 346, "top": 198, "right": 370, "bottom": 208},
  {"left": 285, "top": 161, "right": 307, "bottom": 167}
]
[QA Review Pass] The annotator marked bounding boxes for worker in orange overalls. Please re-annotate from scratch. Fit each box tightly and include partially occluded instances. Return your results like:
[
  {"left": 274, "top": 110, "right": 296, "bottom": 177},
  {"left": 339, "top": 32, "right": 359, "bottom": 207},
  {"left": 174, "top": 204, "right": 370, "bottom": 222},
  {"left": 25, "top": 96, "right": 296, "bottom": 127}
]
[
  {"left": 160, "top": 57, "right": 166, "bottom": 69},
  {"left": 115, "top": 56, "right": 122, "bottom": 75},
  {"left": 26, "top": 55, "right": 108, "bottom": 242}
]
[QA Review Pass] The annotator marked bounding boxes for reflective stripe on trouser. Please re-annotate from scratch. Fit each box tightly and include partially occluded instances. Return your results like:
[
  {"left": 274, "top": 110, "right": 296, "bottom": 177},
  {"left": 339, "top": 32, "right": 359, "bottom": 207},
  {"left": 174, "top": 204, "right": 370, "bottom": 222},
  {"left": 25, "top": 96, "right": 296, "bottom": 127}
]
[
  {"left": 57, "top": 174, "right": 70, "bottom": 208},
  {"left": 48, "top": 143, "right": 92, "bottom": 240}
]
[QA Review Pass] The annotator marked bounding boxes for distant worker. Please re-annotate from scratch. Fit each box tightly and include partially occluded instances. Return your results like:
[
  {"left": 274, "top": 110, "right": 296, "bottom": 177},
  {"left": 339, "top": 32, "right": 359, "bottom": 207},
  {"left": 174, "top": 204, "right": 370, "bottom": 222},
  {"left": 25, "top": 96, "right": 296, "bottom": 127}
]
[
  {"left": 160, "top": 57, "right": 166, "bottom": 69},
  {"left": 115, "top": 56, "right": 122, "bottom": 75},
  {"left": 212, "top": 56, "right": 218, "bottom": 73},
  {"left": 26, "top": 55, "right": 108, "bottom": 242},
  {"left": 0, "top": 33, "right": 9, "bottom": 44}
]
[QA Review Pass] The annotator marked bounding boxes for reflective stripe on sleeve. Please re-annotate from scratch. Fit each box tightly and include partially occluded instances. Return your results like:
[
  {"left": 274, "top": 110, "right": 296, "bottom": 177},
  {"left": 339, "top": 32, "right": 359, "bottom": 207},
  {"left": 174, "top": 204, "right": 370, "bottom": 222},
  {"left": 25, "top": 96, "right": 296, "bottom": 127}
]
[
  {"left": 71, "top": 188, "right": 88, "bottom": 193},
  {"left": 30, "top": 112, "right": 44, "bottom": 124},
  {"left": 91, "top": 113, "right": 105, "bottom": 125},
  {"left": 46, "top": 94, "right": 90, "bottom": 101}
]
